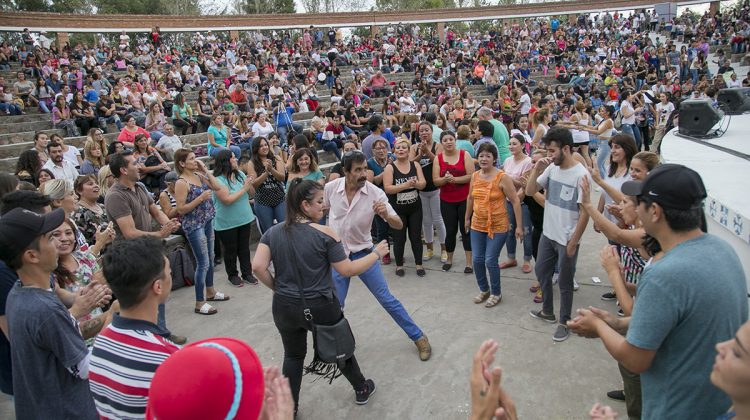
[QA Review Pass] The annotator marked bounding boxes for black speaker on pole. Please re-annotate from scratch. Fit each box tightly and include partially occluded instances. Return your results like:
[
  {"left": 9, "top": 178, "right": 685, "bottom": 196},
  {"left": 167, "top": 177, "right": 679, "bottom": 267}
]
[
  {"left": 679, "top": 100, "right": 723, "bottom": 136},
  {"left": 717, "top": 88, "right": 750, "bottom": 114}
]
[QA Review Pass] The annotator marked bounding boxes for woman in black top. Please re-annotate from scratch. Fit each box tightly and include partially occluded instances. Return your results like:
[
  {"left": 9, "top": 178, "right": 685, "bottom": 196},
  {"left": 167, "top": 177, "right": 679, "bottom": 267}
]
[
  {"left": 384, "top": 138, "right": 427, "bottom": 277},
  {"left": 245, "top": 136, "right": 287, "bottom": 233},
  {"left": 251, "top": 179, "right": 387, "bottom": 412}
]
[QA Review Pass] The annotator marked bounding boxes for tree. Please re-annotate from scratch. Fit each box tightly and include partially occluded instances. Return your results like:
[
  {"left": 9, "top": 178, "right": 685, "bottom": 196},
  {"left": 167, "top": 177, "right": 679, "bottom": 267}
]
[
  {"left": 236, "top": 0, "right": 295, "bottom": 14},
  {"left": 11, "top": 0, "right": 93, "bottom": 13}
]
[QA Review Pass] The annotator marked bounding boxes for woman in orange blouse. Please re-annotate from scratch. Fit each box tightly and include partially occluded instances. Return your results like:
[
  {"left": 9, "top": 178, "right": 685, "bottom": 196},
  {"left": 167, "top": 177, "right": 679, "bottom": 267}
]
[{"left": 465, "top": 143, "right": 523, "bottom": 308}]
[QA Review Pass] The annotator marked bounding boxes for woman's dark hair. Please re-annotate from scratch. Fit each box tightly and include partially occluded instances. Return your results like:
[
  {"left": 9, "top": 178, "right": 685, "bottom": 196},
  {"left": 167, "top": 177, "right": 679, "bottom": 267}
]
[
  {"left": 423, "top": 112, "right": 437, "bottom": 124},
  {"left": 601, "top": 105, "right": 615, "bottom": 118},
  {"left": 476, "top": 142, "right": 498, "bottom": 163},
  {"left": 608, "top": 133, "right": 637, "bottom": 178},
  {"left": 285, "top": 179, "right": 323, "bottom": 230},
  {"left": 133, "top": 134, "right": 149, "bottom": 154},
  {"left": 290, "top": 148, "right": 318, "bottom": 173},
  {"left": 123, "top": 115, "right": 136, "bottom": 124},
  {"left": 174, "top": 93, "right": 185, "bottom": 106},
  {"left": 478, "top": 120, "right": 494, "bottom": 137},
  {"left": 108, "top": 141, "right": 124, "bottom": 156},
  {"left": 37, "top": 168, "right": 55, "bottom": 182},
  {"left": 439, "top": 130, "right": 456, "bottom": 142},
  {"left": 510, "top": 133, "right": 527, "bottom": 150},
  {"left": 102, "top": 236, "right": 166, "bottom": 309},
  {"left": 53, "top": 219, "right": 79, "bottom": 288},
  {"left": 212, "top": 149, "right": 241, "bottom": 181},
  {"left": 291, "top": 133, "right": 311, "bottom": 150},
  {"left": 0, "top": 174, "right": 19, "bottom": 199},
  {"left": 15, "top": 149, "right": 41, "bottom": 182},
  {"left": 173, "top": 148, "right": 193, "bottom": 174},
  {"left": 251, "top": 136, "right": 275, "bottom": 175}
]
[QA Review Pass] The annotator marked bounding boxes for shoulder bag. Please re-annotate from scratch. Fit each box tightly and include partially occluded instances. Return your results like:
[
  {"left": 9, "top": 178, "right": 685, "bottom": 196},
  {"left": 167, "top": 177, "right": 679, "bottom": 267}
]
[{"left": 286, "top": 228, "right": 356, "bottom": 383}]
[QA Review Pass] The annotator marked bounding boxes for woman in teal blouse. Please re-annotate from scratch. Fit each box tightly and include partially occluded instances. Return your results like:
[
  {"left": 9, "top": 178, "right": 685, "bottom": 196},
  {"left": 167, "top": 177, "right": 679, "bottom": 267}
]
[
  {"left": 212, "top": 149, "right": 257, "bottom": 286},
  {"left": 207, "top": 113, "right": 241, "bottom": 159}
]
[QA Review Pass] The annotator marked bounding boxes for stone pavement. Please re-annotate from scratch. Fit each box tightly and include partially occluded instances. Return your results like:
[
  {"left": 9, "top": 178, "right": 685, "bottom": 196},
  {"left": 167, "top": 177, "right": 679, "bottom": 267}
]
[{"left": 0, "top": 194, "right": 633, "bottom": 419}]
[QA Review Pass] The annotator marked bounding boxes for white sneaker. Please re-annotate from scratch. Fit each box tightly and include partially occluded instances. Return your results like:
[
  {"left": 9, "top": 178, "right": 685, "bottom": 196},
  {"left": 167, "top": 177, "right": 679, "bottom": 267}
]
[
  {"left": 552, "top": 272, "right": 559, "bottom": 285},
  {"left": 573, "top": 278, "right": 580, "bottom": 291}
]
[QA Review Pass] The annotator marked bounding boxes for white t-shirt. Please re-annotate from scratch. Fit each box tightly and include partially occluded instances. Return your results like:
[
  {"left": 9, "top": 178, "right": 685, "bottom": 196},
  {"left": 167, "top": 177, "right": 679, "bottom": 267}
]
[
  {"left": 620, "top": 100, "right": 636, "bottom": 125},
  {"left": 602, "top": 172, "right": 631, "bottom": 222},
  {"left": 655, "top": 102, "right": 675, "bottom": 128},
  {"left": 63, "top": 146, "right": 81, "bottom": 166},
  {"left": 519, "top": 94, "right": 531, "bottom": 114},
  {"left": 536, "top": 162, "right": 591, "bottom": 246},
  {"left": 155, "top": 135, "right": 183, "bottom": 154},
  {"left": 252, "top": 121, "right": 274, "bottom": 138}
]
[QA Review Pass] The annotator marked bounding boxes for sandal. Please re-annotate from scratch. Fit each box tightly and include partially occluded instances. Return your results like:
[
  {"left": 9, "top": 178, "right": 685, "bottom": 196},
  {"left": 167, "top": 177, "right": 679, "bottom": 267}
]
[
  {"left": 464, "top": 267, "right": 473, "bottom": 274},
  {"left": 485, "top": 295, "right": 502, "bottom": 308},
  {"left": 195, "top": 302, "right": 218, "bottom": 315},
  {"left": 441, "top": 263, "right": 452, "bottom": 272},
  {"left": 395, "top": 268, "right": 405, "bottom": 277},
  {"left": 522, "top": 262, "right": 532, "bottom": 273},
  {"left": 416, "top": 268, "right": 426, "bottom": 277},
  {"left": 207, "top": 292, "right": 230, "bottom": 301},
  {"left": 500, "top": 260, "right": 517, "bottom": 269},
  {"left": 533, "top": 289, "right": 543, "bottom": 303},
  {"left": 473, "top": 291, "right": 490, "bottom": 304},
  {"left": 529, "top": 284, "right": 540, "bottom": 293}
]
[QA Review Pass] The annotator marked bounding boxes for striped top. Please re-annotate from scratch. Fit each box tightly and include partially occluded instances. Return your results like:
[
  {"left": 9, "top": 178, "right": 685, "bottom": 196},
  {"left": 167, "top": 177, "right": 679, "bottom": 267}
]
[{"left": 89, "top": 314, "right": 181, "bottom": 419}]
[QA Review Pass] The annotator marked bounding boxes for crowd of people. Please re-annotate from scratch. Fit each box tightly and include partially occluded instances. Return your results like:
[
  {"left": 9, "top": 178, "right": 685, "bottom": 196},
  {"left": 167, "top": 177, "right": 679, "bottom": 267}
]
[{"left": 1, "top": 3, "right": 750, "bottom": 419}]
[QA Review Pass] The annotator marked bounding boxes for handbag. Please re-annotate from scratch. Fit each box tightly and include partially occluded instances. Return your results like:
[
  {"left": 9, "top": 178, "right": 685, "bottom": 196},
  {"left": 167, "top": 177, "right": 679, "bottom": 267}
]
[{"left": 286, "top": 228, "right": 355, "bottom": 382}]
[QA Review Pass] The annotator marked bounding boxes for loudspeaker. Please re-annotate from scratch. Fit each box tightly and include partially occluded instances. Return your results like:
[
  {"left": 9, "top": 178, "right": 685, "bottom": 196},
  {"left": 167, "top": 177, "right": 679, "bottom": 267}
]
[
  {"left": 717, "top": 88, "right": 750, "bottom": 114},
  {"left": 679, "top": 100, "right": 723, "bottom": 136}
]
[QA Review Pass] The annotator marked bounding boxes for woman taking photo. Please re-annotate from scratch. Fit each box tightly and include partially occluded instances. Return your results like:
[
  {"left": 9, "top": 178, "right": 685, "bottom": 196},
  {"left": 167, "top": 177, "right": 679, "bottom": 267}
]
[
  {"left": 174, "top": 148, "right": 230, "bottom": 315},
  {"left": 251, "top": 179, "right": 384, "bottom": 413},
  {"left": 207, "top": 113, "right": 241, "bottom": 159},
  {"left": 72, "top": 174, "right": 109, "bottom": 246},
  {"left": 286, "top": 148, "right": 324, "bottom": 188},
  {"left": 211, "top": 149, "right": 257, "bottom": 287},
  {"left": 246, "top": 136, "right": 287, "bottom": 233},
  {"left": 172, "top": 93, "right": 198, "bottom": 135},
  {"left": 465, "top": 143, "right": 523, "bottom": 308},
  {"left": 409, "top": 122, "right": 447, "bottom": 263},
  {"left": 384, "top": 138, "right": 427, "bottom": 277},
  {"left": 433, "top": 130, "right": 474, "bottom": 273},
  {"left": 500, "top": 134, "right": 534, "bottom": 274}
]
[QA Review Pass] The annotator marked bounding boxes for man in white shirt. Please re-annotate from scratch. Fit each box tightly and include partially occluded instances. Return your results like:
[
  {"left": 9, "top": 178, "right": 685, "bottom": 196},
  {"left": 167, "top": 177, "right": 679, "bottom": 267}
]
[
  {"left": 268, "top": 79, "right": 284, "bottom": 101},
  {"left": 42, "top": 143, "right": 79, "bottom": 181},
  {"left": 154, "top": 125, "right": 183, "bottom": 161},
  {"left": 726, "top": 72, "right": 743, "bottom": 88}
]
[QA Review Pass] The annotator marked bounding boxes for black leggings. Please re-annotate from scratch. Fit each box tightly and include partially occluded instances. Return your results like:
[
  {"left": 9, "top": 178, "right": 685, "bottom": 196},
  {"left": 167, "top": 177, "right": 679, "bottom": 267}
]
[
  {"left": 173, "top": 117, "right": 198, "bottom": 135},
  {"left": 214, "top": 222, "right": 252, "bottom": 278},
  {"left": 392, "top": 205, "right": 422, "bottom": 267},
  {"left": 272, "top": 294, "right": 366, "bottom": 409},
  {"left": 440, "top": 199, "right": 471, "bottom": 253}
]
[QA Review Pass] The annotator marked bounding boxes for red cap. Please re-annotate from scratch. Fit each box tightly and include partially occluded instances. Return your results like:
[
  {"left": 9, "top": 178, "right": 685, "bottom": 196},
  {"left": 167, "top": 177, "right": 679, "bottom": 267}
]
[{"left": 146, "top": 337, "right": 264, "bottom": 420}]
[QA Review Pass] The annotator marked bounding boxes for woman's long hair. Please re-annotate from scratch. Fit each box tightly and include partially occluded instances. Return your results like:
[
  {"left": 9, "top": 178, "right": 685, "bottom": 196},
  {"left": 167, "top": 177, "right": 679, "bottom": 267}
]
[
  {"left": 607, "top": 133, "right": 637, "bottom": 178},
  {"left": 15, "top": 149, "right": 41, "bottom": 183},
  {"left": 285, "top": 178, "right": 323, "bottom": 230},
  {"left": 53, "top": 218, "right": 79, "bottom": 288},
  {"left": 251, "top": 136, "right": 275, "bottom": 175},
  {"left": 212, "top": 149, "right": 241, "bottom": 182}
]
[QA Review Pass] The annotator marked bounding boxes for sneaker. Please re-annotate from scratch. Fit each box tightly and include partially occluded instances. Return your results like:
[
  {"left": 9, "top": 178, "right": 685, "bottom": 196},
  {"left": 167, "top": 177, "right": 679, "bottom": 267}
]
[
  {"left": 414, "top": 335, "right": 432, "bottom": 361},
  {"left": 423, "top": 249, "right": 433, "bottom": 261},
  {"left": 573, "top": 278, "right": 580, "bottom": 291},
  {"left": 168, "top": 334, "right": 188, "bottom": 345},
  {"left": 242, "top": 274, "right": 259, "bottom": 285},
  {"left": 533, "top": 288, "right": 543, "bottom": 303},
  {"left": 382, "top": 253, "right": 391, "bottom": 265},
  {"left": 552, "top": 272, "right": 559, "bottom": 285},
  {"left": 416, "top": 268, "right": 426, "bottom": 277},
  {"left": 553, "top": 324, "right": 570, "bottom": 342},
  {"left": 355, "top": 379, "right": 376, "bottom": 405},
  {"left": 601, "top": 292, "right": 617, "bottom": 301},
  {"left": 228, "top": 275, "right": 243, "bottom": 287},
  {"left": 213, "top": 257, "right": 222, "bottom": 266},
  {"left": 440, "top": 250, "right": 449, "bottom": 263},
  {"left": 529, "top": 309, "right": 556, "bottom": 323},
  {"left": 606, "top": 390, "right": 626, "bottom": 401}
]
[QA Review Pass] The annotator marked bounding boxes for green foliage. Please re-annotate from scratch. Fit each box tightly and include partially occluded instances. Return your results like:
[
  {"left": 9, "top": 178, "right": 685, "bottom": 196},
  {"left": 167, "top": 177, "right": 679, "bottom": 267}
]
[
  {"left": 237, "top": 0, "right": 295, "bottom": 14},
  {"left": 11, "top": 0, "right": 93, "bottom": 13},
  {"left": 375, "top": 0, "right": 454, "bottom": 12}
]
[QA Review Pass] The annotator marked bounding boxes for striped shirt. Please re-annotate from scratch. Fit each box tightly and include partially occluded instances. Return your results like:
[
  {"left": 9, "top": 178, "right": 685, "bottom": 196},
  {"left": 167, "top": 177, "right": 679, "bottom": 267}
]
[{"left": 89, "top": 314, "right": 180, "bottom": 419}]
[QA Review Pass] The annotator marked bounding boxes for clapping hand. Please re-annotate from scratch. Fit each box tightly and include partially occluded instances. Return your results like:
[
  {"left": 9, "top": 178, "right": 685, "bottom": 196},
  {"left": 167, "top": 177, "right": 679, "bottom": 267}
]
[
  {"left": 599, "top": 245, "right": 621, "bottom": 274},
  {"left": 469, "top": 339, "right": 517, "bottom": 420},
  {"left": 258, "top": 366, "right": 294, "bottom": 420},
  {"left": 372, "top": 200, "right": 389, "bottom": 219},
  {"left": 589, "top": 403, "right": 619, "bottom": 420}
]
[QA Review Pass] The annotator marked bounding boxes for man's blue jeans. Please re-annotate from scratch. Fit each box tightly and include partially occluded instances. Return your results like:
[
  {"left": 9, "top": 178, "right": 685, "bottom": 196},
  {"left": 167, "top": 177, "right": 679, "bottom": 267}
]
[
  {"left": 185, "top": 221, "right": 215, "bottom": 302},
  {"left": 504, "top": 202, "right": 532, "bottom": 261},
  {"left": 333, "top": 249, "right": 423, "bottom": 341},
  {"left": 470, "top": 230, "right": 508, "bottom": 296},
  {"left": 277, "top": 123, "right": 304, "bottom": 145}
]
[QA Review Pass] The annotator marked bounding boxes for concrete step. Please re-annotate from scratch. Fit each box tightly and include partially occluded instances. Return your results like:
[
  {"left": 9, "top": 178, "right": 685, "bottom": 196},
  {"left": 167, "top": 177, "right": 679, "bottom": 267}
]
[
  {"left": 0, "top": 112, "right": 52, "bottom": 124},
  {"left": 0, "top": 128, "right": 64, "bottom": 146},
  {"left": 0, "top": 120, "right": 54, "bottom": 135}
]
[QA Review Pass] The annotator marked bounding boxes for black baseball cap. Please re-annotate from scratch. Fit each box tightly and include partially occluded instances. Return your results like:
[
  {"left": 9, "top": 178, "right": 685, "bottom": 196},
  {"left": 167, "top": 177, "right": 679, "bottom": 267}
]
[
  {"left": 0, "top": 208, "right": 65, "bottom": 262},
  {"left": 621, "top": 164, "right": 707, "bottom": 210}
]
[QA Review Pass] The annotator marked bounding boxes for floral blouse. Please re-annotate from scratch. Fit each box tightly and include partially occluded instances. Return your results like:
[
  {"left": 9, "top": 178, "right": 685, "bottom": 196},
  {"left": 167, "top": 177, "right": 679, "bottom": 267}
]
[{"left": 72, "top": 204, "right": 109, "bottom": 245}]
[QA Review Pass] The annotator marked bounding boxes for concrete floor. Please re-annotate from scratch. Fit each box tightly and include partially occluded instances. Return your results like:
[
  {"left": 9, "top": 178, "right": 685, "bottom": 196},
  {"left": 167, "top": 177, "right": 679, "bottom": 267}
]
[{"left": 0, "top": 195, "right": 631, "bottom": 420}]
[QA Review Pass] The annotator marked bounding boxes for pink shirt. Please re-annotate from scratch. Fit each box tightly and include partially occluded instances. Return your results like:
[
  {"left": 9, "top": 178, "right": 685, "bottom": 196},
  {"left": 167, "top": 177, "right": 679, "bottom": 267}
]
[
  {"left": 324, "top": 177, "right": 397, "bottom": 255},
  {"left": 502, "top": 155, "right": 533, "bottom": 180}
]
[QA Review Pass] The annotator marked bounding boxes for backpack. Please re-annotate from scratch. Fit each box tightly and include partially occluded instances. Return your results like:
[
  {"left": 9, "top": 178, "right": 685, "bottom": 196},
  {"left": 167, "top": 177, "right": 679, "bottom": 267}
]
[
  {"left": 613, "top": 110, "right": 623, "bottom": 130},
  {"left": 168, "top": 245, "right": 195, "bottom": 290}
]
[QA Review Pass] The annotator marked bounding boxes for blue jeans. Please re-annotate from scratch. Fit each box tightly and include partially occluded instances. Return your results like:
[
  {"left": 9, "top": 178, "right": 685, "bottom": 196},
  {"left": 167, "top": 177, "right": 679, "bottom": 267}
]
[
  {"left": 210, "top": 145, "right": 241, "bottom": 159},
  {"left": 185, "top": 221, "right": 215, "bottom": 302},
  {"left": 690, "top": 68, "right": 699, "bottom": 85},
  {"left": 597, "top": 138, "right": 611, "bottom": 179},
  {"left": 333, "top": 249, "right": 423, "bottom": 341},
  {"left": 471, "top": 230, "right": 508, "bottom": 296},
  {"left": 322, "top": 139, "right": 342, "bottom": 159},
  {"left": 39, "top": 101, "right": 51, "bottom": 114},
  {"left": 276, "top": 123, "right": 303, "bottom": 145},
  {"left": 504, "top": 202, "right": 532, "bottom": 261},
  {"left": 237, "top": 141, "right": 253, "bottom": 155},
  {"left": 150, "top": 130, "right": 164, "bottom": 143},
  {"left": 620, "top": 124, "right": 642, "bottom": 150},
  {"left": 254, "top": 201, "right": 286, "bottom": 233}
]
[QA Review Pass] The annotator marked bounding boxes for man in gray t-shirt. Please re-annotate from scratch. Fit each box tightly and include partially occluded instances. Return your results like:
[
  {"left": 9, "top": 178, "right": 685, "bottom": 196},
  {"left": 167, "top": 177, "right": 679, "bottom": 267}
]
[{"left": 0, "top": 208, "right": 98, "bottom": 419}]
